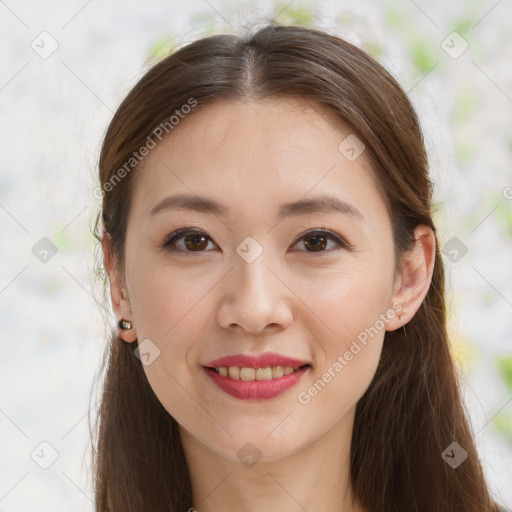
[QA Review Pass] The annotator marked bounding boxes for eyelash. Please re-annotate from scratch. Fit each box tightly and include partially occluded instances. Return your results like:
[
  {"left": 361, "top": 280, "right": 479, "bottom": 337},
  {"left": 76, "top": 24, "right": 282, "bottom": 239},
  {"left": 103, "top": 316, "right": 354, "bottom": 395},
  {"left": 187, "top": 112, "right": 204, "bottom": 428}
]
[{"left": 161, "top": 228, "right": 352, "bottom": 256}]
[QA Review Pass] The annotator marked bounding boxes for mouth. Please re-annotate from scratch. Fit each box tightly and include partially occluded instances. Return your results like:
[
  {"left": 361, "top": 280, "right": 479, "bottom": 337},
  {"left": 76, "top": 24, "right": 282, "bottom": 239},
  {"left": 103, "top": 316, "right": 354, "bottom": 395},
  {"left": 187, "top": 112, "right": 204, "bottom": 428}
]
[
  {"left": 203, "top": 364, "right": 311, "bottom": 381},
  {"left": 202, "top": 363, "right": 311, "bottom": 400}
]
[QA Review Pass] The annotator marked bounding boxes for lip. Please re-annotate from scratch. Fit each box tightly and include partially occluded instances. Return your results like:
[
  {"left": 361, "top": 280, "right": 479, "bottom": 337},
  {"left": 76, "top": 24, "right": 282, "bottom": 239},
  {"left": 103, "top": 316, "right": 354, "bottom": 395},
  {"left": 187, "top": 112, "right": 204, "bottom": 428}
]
[
  {"left": 203, "top": 365, "right": 310, "bottom": 400},
  {"left": 204, "top": 352, "right": 310, "bottom": 369}
]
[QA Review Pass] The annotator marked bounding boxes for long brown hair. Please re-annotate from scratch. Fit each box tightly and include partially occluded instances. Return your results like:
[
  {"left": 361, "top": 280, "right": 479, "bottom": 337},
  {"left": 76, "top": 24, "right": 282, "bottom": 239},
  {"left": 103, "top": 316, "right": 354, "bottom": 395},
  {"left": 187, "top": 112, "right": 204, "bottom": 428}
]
[{"left": 90, "top": 23, "right": 501, "bottom": 512}]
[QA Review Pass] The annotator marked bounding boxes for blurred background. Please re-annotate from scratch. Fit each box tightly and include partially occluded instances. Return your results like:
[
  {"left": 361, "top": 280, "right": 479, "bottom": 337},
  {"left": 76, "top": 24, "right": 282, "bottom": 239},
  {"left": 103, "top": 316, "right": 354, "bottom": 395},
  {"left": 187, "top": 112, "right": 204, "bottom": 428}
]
[{"left": 1, "top": 0, "right": 511, "bottom": 510}]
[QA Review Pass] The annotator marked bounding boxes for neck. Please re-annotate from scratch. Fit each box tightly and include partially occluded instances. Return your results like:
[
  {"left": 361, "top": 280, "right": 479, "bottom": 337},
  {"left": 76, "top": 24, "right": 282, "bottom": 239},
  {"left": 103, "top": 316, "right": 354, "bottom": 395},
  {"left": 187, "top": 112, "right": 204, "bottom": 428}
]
[{"left": 180, "top": 409, "right": 364, "bottom": 512}]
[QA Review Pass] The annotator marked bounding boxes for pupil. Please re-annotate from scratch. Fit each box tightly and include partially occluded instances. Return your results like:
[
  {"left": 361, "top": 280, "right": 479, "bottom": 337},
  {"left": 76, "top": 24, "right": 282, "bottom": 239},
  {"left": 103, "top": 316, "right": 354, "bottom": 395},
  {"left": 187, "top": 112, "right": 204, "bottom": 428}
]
[{"left": 306, "top": 235, "right": 326, "bottom": 251}]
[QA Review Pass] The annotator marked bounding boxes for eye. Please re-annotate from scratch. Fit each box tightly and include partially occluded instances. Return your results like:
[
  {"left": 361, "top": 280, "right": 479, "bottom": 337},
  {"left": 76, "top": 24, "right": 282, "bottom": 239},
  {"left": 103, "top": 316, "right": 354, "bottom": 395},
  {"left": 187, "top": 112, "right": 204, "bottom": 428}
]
[
  {"left": 291, "top": 229, "right": 350, "bottom": 254},
  {"left": 162, "top": 229, "right": 216, "bottom": 254},
  {"left": 162, "top": 228, "right": 351, "bottom": 255}
]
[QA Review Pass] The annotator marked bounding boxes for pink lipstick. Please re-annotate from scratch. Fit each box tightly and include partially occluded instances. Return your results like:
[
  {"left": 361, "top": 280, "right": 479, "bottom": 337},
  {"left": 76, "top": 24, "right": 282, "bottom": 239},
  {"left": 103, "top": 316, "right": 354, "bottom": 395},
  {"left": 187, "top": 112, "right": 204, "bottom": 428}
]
[{"left": 202, "top": 352, "right": 311, "bottom": 400}]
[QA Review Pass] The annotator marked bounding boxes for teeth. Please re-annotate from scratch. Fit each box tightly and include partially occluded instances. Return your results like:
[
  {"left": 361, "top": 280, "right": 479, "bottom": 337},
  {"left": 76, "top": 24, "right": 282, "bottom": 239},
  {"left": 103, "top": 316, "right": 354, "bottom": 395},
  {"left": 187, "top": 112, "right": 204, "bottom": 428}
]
[{"left": 214, "top": 365, "right": 304, "bottom": 380}]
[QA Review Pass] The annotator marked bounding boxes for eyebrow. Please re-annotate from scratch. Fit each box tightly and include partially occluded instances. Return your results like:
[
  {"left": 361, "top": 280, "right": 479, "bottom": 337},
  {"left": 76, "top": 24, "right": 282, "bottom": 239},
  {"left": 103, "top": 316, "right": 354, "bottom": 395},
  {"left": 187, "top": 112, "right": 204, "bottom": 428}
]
[{"left": 149, "top": 193, "right": 364, "bottom": 220}]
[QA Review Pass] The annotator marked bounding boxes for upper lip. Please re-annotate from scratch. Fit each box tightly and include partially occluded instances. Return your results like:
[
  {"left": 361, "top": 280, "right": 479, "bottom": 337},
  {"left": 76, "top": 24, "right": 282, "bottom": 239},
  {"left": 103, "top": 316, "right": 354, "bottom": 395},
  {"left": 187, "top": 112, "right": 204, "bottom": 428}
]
[{"left": 204, "top": 352, "right": 311, "bottom": 369}]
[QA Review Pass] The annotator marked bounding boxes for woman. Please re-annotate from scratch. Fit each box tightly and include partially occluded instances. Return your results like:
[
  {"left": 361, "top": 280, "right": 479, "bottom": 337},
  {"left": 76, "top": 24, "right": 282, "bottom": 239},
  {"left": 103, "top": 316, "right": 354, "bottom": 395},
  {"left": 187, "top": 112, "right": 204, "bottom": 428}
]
[{"left": 91, "top": 23, "right": 506, "bottom": 512}]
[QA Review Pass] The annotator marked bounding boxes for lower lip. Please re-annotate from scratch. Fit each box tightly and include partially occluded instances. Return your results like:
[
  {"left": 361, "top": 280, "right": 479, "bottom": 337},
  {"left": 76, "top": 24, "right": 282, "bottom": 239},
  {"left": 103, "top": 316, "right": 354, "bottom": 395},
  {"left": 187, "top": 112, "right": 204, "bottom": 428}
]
[{"left": 203, "top": 366, "right": 310, "bottom": 400}]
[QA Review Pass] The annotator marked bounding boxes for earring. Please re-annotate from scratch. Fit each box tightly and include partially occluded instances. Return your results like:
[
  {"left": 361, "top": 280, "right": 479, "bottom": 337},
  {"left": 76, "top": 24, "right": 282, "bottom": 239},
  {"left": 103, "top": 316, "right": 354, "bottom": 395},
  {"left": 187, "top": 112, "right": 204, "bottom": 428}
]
[{"left": 118, "top": 319, "right": 132, "bottom": 330}]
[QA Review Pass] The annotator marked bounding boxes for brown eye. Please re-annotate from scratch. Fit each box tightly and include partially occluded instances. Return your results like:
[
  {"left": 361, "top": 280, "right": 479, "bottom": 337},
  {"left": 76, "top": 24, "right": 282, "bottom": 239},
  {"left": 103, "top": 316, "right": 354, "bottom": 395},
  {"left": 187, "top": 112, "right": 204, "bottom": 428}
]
[
  {"left": 183, "top": 233, "right": 209, "bottom": 251},
  {"left": 162, "top": 229, "right": 215, "bottom": 254},
  {"left": 303, "top": 233, "right": 328, "bottom": 252},
  {"left": 292, "top": 229, "right": 349, "bottom": 254},
  {"left": 162, "top": 228, "right": 350, "bottom": 256}
]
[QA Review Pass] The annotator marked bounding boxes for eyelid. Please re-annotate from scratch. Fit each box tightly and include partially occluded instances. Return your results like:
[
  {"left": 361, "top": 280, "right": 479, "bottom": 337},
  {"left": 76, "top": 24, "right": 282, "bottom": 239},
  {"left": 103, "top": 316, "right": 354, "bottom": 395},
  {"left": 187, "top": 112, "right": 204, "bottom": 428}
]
[
  {"left": 292, "top": 228, "right": 353, "bottom": 252},
  {"left": 162, "top": 228, "right": 204, "bottom": 246}
]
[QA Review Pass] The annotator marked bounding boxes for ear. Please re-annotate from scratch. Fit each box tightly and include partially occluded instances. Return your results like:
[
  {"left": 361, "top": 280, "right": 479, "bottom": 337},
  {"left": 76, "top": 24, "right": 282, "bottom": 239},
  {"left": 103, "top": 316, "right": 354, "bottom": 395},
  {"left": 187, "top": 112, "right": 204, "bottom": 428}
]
[
  {"left": 386, "top": 225, "right": 436, "bottom": 331},
  {"left": 101, "top": 230, "right": 137, "bottom": 342}
]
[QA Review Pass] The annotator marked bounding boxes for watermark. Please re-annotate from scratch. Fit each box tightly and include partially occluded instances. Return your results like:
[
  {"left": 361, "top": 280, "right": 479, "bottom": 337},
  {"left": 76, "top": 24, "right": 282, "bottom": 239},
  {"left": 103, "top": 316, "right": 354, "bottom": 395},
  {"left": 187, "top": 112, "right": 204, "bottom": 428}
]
[
  {"left": 134, "top": 338, "right": 161, "bottom": 366},
  {"left": 31, "top": 441, "right": 59, "bottom": 469},
  {"left": 93, "top": 97, "right": 198, "bottom": 201},
  {"left": 338, "top": 134, "right": 365, "bottom": 161},
  {"left": 297, "top": 302, "right": 403, "bottom": 405},
  {"left": 440, "top": 31, "right": 469, "bottom": 59},
  {"left": 442, "top": 236, "right": 468, "bottom": 263},
  {"left": 441, "top": 441, "right": 468, "bottom": 469},
  {"left": 503, "top": 186, "right": 512, "bottom": 201},
  {"left": 32, "top": 236, "right": 58, "bottom": 263},
  {"left": 236, "top": 236, "right": 264, "bottom": 264},
  {"left": 237, "top": 441, "right": 262, "bottom": 468},
  {"left": 30, "top": 31, "right": 59, "bottom": 59}
]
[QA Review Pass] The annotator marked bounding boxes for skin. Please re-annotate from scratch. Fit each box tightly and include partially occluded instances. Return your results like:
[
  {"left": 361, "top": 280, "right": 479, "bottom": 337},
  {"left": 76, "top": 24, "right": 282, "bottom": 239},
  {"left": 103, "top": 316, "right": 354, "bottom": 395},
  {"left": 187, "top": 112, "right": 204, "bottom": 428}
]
[{"left": 102, "top": 97, "right": 436, "bottom": 512}]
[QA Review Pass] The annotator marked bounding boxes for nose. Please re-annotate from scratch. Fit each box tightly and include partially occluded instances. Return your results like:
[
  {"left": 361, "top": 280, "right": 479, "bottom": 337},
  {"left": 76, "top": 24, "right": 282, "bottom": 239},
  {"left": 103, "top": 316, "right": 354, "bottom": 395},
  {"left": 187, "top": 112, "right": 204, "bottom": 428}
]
[{"left": 216, "top": 251, "right": 293, "bottom": 335}]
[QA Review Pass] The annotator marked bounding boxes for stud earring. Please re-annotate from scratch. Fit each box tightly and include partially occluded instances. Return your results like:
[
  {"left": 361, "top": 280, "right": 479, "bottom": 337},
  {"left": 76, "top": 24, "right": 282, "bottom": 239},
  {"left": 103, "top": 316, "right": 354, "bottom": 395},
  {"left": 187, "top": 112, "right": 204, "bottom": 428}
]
[{"left": 118, "top": 319, "right": 132, "bottom": 330}]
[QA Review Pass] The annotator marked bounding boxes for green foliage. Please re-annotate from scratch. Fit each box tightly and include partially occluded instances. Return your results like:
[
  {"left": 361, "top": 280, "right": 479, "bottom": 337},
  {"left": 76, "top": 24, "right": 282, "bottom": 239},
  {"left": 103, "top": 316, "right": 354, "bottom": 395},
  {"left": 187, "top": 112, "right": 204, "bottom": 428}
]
[
  {"left": 336, "top": 10, "right": 354, "bottom": 27},
  {"left": 453, "top": 89, "right": 477, "bottom": 125},
  {"left": 453, "top": 16, "right": 475, "bottom": 39},
  {"left": 146, "top": 37, "right": 176, "bottom": 65},
  {"left": 493, "top": 413, "right": 512, "bottom": 443},
  {"left": 189, "top": 11, "right": 218, "bottom": 36},
  {"left": 492, "top": 354, "right": 512, "bottom": 442},
  {"left": 52, "top": 226, "right": 73, "bottom": 251},
  {"left": 385, "top": 7, "right": 405, "bottom": 30},
  {"left": 365, "top": 41, "right": 385, "bottom": 60},
  {"left": 455, "top": 141, "right": 474, "bottom": 166},
  {"left": 410, "top": 39, "right": 437, "bottom": 74},
  {"left": 496, "top": 354, "right": 512, "bottom": 393},
  {"left": 273, "top": 2, "right": 316, "bottom": 26},
  {"left": 495, "top": 201, "right": 512, "bottom": 239}
]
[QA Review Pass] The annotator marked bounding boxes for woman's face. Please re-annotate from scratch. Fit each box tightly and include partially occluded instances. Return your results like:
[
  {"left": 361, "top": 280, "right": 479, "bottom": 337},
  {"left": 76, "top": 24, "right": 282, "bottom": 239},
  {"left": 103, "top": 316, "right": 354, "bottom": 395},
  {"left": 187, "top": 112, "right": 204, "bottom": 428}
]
[{"left": 120, "top": 98, "right": 402, "bottom": 463}]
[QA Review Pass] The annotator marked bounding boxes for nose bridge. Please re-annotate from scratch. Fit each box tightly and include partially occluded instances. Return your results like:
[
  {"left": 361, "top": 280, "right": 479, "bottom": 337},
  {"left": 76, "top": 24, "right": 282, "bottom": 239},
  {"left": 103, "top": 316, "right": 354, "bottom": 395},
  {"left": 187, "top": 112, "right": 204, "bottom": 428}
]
[
  {"left": 233, "top": 242, "right": 278, "bottom": 310},
  {"left": 233, "top": 231, "right": 276, "bottom": 292},
  {"left": 217, "top": 240, "right": 292, "bottom": 333},
  {"left": 235, "top": 246, "right": 274, "bottom": 300}
]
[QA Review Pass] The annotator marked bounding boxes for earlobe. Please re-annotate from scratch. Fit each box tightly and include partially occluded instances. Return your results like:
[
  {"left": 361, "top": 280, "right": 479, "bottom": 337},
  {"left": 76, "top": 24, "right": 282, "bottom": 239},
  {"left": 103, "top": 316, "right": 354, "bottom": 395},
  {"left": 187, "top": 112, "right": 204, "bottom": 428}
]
[
  {"left": 101, "top": 230, "right": 137, "bottom": 343},
  {"left": 386, "top": 225, "right": 436, "bottom": 332},
  {"left": 117, "top": 317, "right": 137, "bottom": 342}
]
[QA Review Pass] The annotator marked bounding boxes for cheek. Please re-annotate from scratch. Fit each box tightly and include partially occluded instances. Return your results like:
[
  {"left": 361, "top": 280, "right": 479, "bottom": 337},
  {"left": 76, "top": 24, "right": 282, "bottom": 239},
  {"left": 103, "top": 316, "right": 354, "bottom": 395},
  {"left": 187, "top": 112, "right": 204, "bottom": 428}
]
[
  {"left": 294, "top": 267, "right": 389, "bottom": 414},
  {"left": 296, "top": 335, "right": 383, "bottom": 432},
  {"left": 290, "top": 255, "right": 392, "bottom": 406},
  {"left": 127, "top": 246, "right": 215, "bottom": 340},
  {"left": 291, "top": 254, "right": 394, "bottom": 344},
  {"left": 299, "top": 289, "right": 386, "bottom": 406},
  {"left": 125, "top": 251, "right": 219, "bottom": 409}
]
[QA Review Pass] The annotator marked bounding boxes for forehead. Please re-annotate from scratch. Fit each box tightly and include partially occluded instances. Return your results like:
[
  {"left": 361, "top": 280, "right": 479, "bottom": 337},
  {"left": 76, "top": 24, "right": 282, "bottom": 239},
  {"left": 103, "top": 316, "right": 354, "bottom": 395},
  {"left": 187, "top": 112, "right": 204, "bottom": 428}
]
[
  {"left": 161, "top": 97, "right": 352, "bottom": 166},
  {"left": 130, "top": 98, "right": 388, "bottom": 225}
]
